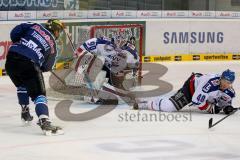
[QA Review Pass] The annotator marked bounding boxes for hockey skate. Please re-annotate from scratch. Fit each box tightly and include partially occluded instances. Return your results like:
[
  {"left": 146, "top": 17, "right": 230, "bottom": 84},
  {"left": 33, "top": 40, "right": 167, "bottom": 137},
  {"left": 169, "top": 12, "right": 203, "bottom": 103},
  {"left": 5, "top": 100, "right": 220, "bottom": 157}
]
[
  {"left": 133, "top": 102, "right": 139, "bottom": 110},
  {"left": 133, "top": 101, "right": 149, "bottom": 110},
  {"left": 38, "top": 118, "right": 64, "bottom": 136},
  {"left": 21, "top": 105, "right": 33, "bottom": 125}
]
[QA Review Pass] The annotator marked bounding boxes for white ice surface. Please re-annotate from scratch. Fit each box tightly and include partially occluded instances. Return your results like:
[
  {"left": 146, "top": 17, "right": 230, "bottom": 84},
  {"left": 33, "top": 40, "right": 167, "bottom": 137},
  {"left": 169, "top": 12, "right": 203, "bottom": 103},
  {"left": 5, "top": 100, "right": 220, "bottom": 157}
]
[{"left": 0, "top": 61, "right": 240, "bottom": 160}]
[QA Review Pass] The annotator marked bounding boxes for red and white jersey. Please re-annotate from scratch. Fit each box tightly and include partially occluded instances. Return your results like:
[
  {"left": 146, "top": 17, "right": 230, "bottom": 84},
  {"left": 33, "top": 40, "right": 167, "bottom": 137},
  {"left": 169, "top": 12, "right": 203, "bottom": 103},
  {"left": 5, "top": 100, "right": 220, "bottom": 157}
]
[
  {"left": 75, "top": 37, "right": 117, "bottom": 67},
  {"left": 191, "top": 74, "right": 235, "bottom": 110},
  {"left": 75, "top": 37, "right": 140, "bottom": 70}
]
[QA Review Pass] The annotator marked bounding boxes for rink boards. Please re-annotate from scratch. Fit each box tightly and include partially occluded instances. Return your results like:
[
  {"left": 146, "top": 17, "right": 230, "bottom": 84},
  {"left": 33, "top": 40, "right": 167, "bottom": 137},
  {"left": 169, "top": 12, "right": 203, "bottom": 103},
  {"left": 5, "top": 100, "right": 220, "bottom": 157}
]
[{"left": 1, "top": 19, "right": 240, "bottom": 76}]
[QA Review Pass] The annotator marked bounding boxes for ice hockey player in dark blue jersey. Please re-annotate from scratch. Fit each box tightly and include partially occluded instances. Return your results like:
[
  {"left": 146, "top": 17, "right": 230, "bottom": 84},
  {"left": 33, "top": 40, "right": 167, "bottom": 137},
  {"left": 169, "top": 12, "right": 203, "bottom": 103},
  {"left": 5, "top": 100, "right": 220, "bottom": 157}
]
[{"left": 5, "top": 19, "right": 65, "bottom": 136}]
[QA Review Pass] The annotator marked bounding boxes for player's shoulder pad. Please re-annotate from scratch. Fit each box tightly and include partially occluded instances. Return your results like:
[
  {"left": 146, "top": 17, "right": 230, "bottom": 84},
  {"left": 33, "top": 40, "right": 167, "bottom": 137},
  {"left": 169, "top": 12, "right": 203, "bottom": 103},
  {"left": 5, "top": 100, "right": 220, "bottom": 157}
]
[
  {"left": 20, "top": 22, "right": 35, "bottom": 28},
  {"left": 25, "top": 22, "right": 35, "bottom": 24},
  {"left": 202, "top": 76, "right": 220, "bottom": 93},
  {"left": 223, "top": 87, "right": 235, "bottom": 98},
  {"left": 82, "top": 38, "right": 98, "bottom": 51},
  {"left": 122, "top": 42, "right": 136, "bottom": 51},
  {"left": 100, "top": 36, "right": 112, "bottom": 42},
  {"left": 126, "top": 42, "right": 136, "bottom": 50},
  {"left": 97, "top": 37, "right": 112, "bottom": 45}
]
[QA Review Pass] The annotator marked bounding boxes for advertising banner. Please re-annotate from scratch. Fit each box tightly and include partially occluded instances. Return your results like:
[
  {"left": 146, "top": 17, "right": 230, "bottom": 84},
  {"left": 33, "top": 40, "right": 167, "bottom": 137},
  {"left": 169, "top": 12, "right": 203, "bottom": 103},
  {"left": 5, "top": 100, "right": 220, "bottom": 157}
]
[
  {"left": 137, "top": 10, "right": 162, "bottom": 18},
  {"left": 146, "top": 19, "right": 240, "bottom": 55},
  {"left": 216, "top": 11, "right": 240, "bottom": 19},
  {"left": 111, "top": 10, "right": 137, "bottom": 18},
  {"left": 1, "top": 18, "right": 240, "bottom": 73},
  {"left": 8, "top": 11, "right": 36, "bottom": 20},
  {"left": 0, "top": 11, "right": 7, "bottom": 20},
  {"left": 0, "top": 24, "right": 15, "bottom": 70},
  {"left": 63, "top": 10, "right": 87, "bottom": 19},
  {"left": 162, "top": 10, "right": 189, "bottom": 18},
  {"left": 87, "top": 10, "right": 111, "bottom": 19},
  {"left": 37, "top": 10, "right": 64, "bottom": 19},
  {"left": 142, "top": 53, "right": 239, "bottom": 62},
  {"left": 189, "top": 11, "right": 215, "bottom": 18},
  {"left": 3, "top": 10, "right": 240, "bottom": 20}
]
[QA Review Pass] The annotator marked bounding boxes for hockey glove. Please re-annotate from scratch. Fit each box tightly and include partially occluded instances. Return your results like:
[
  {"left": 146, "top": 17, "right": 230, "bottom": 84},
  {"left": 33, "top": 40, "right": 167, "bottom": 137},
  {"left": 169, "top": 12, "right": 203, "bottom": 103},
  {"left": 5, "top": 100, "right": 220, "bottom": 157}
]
[
  {"left": 40, "top": 66, "right": 49, "bottom": 72},
  {"left": 223, "top": 105, "right": 237, "bottom": 114},
  {"left": 207, "top": 104, "right": 222, "bottom": 114}
]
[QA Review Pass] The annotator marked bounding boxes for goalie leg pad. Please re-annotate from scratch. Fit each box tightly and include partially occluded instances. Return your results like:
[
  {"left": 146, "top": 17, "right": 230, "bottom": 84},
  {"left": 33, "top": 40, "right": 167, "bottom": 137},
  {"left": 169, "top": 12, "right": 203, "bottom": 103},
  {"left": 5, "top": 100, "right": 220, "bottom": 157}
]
[
  {"left": 66, "top": 51, "right": 106, "bottom": 87},
  {"left": 87, "top": 56, "right": 106, "bottom": 84},
  {"left": 92, "top": 70, "right": 107, "bottom": 90}
]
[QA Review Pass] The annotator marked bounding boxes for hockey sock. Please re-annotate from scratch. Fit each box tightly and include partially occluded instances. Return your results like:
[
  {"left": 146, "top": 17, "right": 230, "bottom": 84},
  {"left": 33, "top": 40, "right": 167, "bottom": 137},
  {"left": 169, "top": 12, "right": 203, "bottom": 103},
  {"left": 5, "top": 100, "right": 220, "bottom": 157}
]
[
  {"left": 17, "top": 87, "right": 29, "bottom": 106},
  {"left": 34, "top": 95, "right": 49, "bottom": 118}
]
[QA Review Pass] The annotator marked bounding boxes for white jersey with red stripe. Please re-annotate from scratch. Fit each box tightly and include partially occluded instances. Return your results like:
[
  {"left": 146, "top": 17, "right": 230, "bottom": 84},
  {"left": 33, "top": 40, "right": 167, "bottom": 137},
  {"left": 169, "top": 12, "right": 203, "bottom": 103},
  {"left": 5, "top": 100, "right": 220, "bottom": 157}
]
[
  {"left": 75, "top": 37, "right": 117, "bottom": 67},
  {"left": 192, "top": 74, "right": 235, "bottom": 110},
  {"left": 136, "top": 73, "right": 235, "bottom": 113}
]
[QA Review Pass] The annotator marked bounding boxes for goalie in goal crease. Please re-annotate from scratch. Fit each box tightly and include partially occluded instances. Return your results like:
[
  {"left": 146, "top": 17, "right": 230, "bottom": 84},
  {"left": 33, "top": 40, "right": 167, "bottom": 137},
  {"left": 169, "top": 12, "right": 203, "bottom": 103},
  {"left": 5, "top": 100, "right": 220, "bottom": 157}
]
[{"left": 64, "top": 36, "right": 139, "bottom": 104}]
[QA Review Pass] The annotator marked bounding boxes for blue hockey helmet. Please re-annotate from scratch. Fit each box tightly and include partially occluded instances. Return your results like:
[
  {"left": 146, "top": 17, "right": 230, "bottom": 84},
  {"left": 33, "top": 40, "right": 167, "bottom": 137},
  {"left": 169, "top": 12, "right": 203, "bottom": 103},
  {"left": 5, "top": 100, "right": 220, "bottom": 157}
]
[{"left": 221, "top": 69, "right": 235, "bottom": 83}]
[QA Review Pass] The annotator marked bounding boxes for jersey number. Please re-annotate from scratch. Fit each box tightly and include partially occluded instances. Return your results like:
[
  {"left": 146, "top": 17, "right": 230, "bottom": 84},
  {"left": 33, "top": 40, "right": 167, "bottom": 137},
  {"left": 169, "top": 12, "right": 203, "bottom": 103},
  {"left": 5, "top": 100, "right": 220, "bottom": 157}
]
[
  {"left": 197, "top": 94, "right": 206, "bottom": 103},
  {"left": 87, "top": 41, "right": 96, "bottom": 50}
]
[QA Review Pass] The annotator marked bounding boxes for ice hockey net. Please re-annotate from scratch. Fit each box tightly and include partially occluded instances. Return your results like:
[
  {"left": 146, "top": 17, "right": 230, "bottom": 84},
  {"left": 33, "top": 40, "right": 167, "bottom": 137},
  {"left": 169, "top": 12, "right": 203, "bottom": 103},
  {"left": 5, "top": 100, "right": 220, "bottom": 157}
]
[
  {"left": 47, "top": 24, "right": 144, "bottom": 100},
  {"left": 70, "top": 24, "right": 144, "bottom": 86}
]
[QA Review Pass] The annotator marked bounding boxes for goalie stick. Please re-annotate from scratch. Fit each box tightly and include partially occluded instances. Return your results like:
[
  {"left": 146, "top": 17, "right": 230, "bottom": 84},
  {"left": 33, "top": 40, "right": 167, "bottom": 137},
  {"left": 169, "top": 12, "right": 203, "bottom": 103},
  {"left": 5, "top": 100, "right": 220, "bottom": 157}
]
[
  {"left": 208, "top": 108, "right": 239, "bottom": 129},
  {"left": 63, "top": 30, "right": 99, "bottom": 100},
  {"left": 50, "top": 70, "right": 67, "bottom": 87}
]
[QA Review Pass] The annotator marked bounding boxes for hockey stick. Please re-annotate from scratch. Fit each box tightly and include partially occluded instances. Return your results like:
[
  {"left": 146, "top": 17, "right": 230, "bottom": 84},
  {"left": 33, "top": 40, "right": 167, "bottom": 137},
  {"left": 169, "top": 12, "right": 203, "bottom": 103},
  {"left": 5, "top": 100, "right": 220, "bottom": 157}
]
[
  {"left": 208, "top": 108, "right": 239, "bottom": 129},
  {"left": 64, "top": 30, "right": 76, "bottom": 52},
  {"left": 50, "top": 70, "right": 67, "bottom": 86},
  {"left": 49, "top": 30, "right": 75, "bottom": 88}
]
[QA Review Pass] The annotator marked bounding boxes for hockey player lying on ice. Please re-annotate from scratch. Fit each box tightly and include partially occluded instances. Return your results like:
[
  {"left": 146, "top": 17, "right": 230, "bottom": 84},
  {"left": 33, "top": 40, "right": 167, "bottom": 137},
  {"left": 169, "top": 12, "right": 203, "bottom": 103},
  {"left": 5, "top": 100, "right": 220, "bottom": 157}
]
[
  {"left": 65, "top": 36, "right": 139, "bottom": 104},
  {"left": 134, "top": 69, "right": 237, "bottom": 115}
]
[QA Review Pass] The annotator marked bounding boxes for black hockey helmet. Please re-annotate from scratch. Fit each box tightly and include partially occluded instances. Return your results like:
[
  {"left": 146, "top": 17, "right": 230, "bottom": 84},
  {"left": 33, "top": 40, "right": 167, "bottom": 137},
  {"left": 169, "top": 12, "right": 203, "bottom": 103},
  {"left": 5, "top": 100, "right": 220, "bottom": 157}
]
[{"left": 45, "top": 19, "right": 65, "bottom": 38}]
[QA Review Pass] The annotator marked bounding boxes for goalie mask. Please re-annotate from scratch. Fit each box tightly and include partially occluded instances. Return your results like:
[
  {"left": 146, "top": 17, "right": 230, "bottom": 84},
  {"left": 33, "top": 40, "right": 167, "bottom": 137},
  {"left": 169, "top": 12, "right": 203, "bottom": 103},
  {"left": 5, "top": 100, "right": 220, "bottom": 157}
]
[
  {"left": 104, "top": 38, "right": 116, "bottom": 52},
  {"left": 111, "top": 35, "right": 127, "bottom": 49}
]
